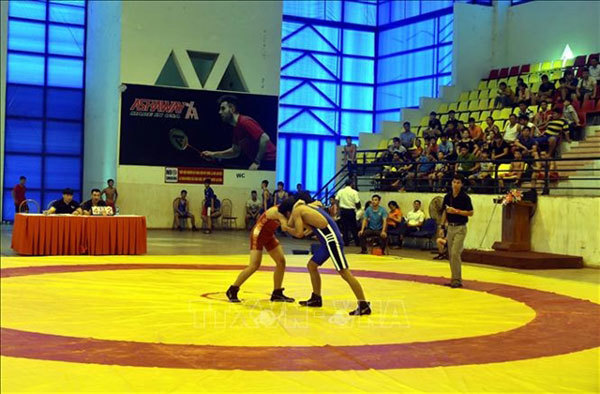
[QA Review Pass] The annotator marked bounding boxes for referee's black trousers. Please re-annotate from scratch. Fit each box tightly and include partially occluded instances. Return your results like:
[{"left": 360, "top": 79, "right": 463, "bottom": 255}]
[{"left": 340, "top": 208, "right": 359, "bottom": 246}]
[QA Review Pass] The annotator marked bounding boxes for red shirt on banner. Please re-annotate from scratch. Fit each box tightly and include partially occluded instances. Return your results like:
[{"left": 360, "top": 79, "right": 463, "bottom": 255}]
[
  {"left": 13, "top": 184, "right": 26, "bottom": 205},
  {"left": 233, "top": 115, "right": 276, "bottom": 162}
]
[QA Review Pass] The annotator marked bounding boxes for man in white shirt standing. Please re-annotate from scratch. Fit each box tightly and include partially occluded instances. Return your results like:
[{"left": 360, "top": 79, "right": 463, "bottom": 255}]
[
  {"left": 336, "top": 178, "right": 361, "bottom": 247},
  {"left": 399, "top": 200, "right": 425, "bottom": 245}
]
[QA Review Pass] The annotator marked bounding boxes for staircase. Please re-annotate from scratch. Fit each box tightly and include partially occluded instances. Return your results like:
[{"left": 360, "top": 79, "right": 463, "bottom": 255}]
[{"left": 556, "top": 126, "right": 600, "bottom": 195}]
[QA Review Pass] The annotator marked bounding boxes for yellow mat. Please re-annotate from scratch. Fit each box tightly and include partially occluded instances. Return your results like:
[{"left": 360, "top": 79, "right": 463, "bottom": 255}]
[{"left": 1, "top": 254, "right": 599, "bottom": 392}]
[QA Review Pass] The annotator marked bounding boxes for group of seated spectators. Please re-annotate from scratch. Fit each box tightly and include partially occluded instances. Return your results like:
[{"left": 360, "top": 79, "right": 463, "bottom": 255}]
[
  {"left": 173, "top": 178, "right": 222, "bottom": 233},
  {"left": 42, "top": 180, "right": 118, "bottom": 216}
]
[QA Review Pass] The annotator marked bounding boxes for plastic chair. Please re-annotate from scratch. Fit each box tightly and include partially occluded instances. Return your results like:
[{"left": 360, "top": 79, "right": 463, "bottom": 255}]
[
  {"left": 507, "top": 76, "right": 518, "bottom": 85},
  {"left": 409, "top": 218, "right": 437, "bottom": 250},
  {"left": 220, "top": 198, "right": 237, "bottom": 229},
  {"left": 573, "top": 55, "right": 586, "bottom": 67},
  {"left": 469, "top": 111, "right": 480, "bottom": 121},
  {"left": 479, "top": 110, "right": 490, "bottom": 121},
  {"left": 520, "top": 64, "right": 530, "bottom": 74},
  {"left": 564, "top": 58, "right": 575, "bottom": 68},
  {"left": 459, "top": 91, "right": 469, "bottom": 102},
  {"left": 440, "top": 114, "right": 448, "bottom": 124},
  {"left": 582, "top": 98, "right": 595, "bottom": 112},
  {"left": 528, "top": 73, "right": 540, "bottom": 83},
  {"left": 492, "top": 109, "right": 502, "bottom": 119},
  {"left": 588, "top": 53, "right": 599, "bottom": 64},
  {"left": 488, "top": 69, "right": 499, "bottom": 80},
  {"left": 448, "top": 102, "right": 459, "bottom": 112},
  {"left": 487, "top": 79, "right": 498, "bottom": 89},
  {"left": 46, "top": 200, "right": 57, "bottom": 210},
  {"left": 478, "top": 80, "right": 488, "bottom": 90},
  {"left": 552, "top": 60, "right": 563, "bottom": 69},
  {"left": 468, "top": 90, "right": 479, "bottom": 101},
  {"left": 438, "top": 103, "right": 449, "bottom": 113},
  {"left": 478, "top": 99, "right": 488, "bottom": 111},
  {"left": 479, "top": 89, "right": 489, "bottom": 100},
  {"left": 458, "top": 112, "right": 469, "bottom": 122},
  {"left": 18, "top": 199, "right": 39, "bottom": 213},
  {"left": 509, "top": 66, "right": 520, "bottom": 76},
  {"left": 420, "top": 116, "right": 429, "bottom": 127},
  {"left": 468, "top": 100, "right": 479, "bottom": 112},
  {"left": 541, "top": 61, "right": 552, "bottom": 71},
  {"left": 499, "top": 68, "right": 509, "bottom": 78},
  {"left": 500, "top": 107, "right": 512, "bottom": 119},
  {"left": 494, "top": 120, "right": 506, "bottom": 130},
  {"left": 596, "top": 98, "right": 600, "bottom": 111}
]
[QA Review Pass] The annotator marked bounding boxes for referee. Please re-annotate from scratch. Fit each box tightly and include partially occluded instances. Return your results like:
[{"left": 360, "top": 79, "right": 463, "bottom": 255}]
[
  {"left": 440, "top": 174, "right": 473, "bottom": 288},
  {"left": 336, "top": 178, "right": 361, "bottom": 247}
]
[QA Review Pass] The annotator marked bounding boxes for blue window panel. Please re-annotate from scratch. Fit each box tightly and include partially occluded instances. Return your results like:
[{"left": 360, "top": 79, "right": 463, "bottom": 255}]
[
  {"left": 281, "top": 50, "right": 304, "bottom": 69},
  {"left": 311, "top": 109, "right": 338, "bottom": 132},
  {"left": 378, "top": 1, "right": 390, "bottom": 25},
  {"left": 44, "top": 156, "right": 81, "bottom": 190},
  {"left": 378, "top": 49, "right": 435, "bottom": 83},
  {"left": 46, "top": 88, "right": 84, "bottom": 120},
  {"left": 280, "top": 111, "right": 332, "bottom": 136},
  {"left": 314, "top": 25, "right": 341, "bottom": 51},
  {"left": 341, "top": 85, "right": 373, "bottom": 110},
  {"left": 5, "top": 119, "right": 43, "bottom": 153},
  {"left": 282, "top": 21, "right": 304, "bottom": 40},
  {"left": 280, "top": 84, "right": 335, "bottom": 108},
  {"left": 341, "top": 112, "right": 373, "bottom": 136},
  {"left": 276, "top": 137, "right": 287, "bottom": 185},
  {"left": 281, "top": 55, "right": 336, "bottom": 81},
  {"left": 405, "top": 0, "right": 421, "bottom": 18},
  {"left": 344, "top": 1, "right": 376, "bottom": 26},
  {"left": 49, "top": 3, "right": 85, "bottom": 25},
  {"left": 289, "top": 138, "right": 304, "bottom": 190},
  {"left": 279, "top": 78, "right": 303, "bottom": 96},
  {"left": 283, "top": 27, "right": 337, "bottom": 54},
  {"left": 50, "top": 0, "right": 86, "bottom": 7},
  {"left": 312, "top": 81, "right": 339, "bottom": 105},
  {"left": 47, "top": 57, "right": 84, "bottom": 88},
  {"left": 421, "top": 0, "right": 454, "bottom": 14},
  {"left": 342, "top": 30, "right": 374, "bottom": 57},
  {"left": 437, "top": 75, "right": 452, "bottom": 95},
  {"left": 8, "top": 20, "right": 46, "bottom": 53},
  {"left": 278, "top": 107, "right": 301, "bottom": 125},
  {"left": 313, "top": 53, "right": 341, "bottom": 79},
  {"left": 283, "top": 0, "right": 325, "bottom": 19},
  {"left": 342, "top": 57, "right": 374, "bottom": 84},
  {"left": 379, "top": 20, "right": 435, "bottom": 56},
  {"left": 7, "top": 53, "right": 45, "bottom": 85},
  {"left": 438, "top": 45, "right": 453, "bottom": 73},
  {"left": 6, "top": 85, "right": 44, "bottom": 117},
  {"left": 375, "top": 111, "right": 400, "bottom": 132},
  {"left": 305, "top": 139, "right": 320, "bottom": 191},
  {"left": 48, "top": 25, "right": 85, "bottom": 56},
  {"left": 320, "top": 140, "right": 336, "bottom": 191},
  {"left": 3, "top": 189, "right": 43, "bottom": 220},
  {"left": 8, "top": 0, "right": 47, "bottom": 21},
  {"left": 439, "top": 14, "right": 454, "bottom": 44},
  {"left": 46, "top": 121, "right": 82, "bottom": 154},
  {"left": 4, "top": 154, "right": 43, "bottom": 189}
]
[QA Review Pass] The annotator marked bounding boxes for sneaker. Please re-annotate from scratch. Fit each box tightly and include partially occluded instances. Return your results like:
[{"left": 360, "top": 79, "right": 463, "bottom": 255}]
[
  {"left": 443, "top": 282, "right": 463, "bottom": 288},
  {"left": 349, "top": 301, "right": 371, "bottom": 316},
  {"left": 299, "top": 293, "right": 322, "bottom": 307},
  {"left": 270, "top": 288, "right": 295, "bottom": 302},
  {"left": 226, "top": 285, "right": 241, "bottom": 302},
  {"left": 192, "top": 226, "right": 199, "bottom": 232}
]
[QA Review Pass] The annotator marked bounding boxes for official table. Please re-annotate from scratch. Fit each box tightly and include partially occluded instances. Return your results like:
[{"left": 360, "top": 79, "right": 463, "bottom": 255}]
[{"left": 11, "top": 214, "right": 147, "bottom": 255}]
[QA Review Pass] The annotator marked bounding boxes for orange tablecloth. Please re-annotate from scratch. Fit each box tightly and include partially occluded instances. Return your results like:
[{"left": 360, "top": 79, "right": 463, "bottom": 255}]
[{"left": 11, "top": 214, "right": 147, "bottom": 255}]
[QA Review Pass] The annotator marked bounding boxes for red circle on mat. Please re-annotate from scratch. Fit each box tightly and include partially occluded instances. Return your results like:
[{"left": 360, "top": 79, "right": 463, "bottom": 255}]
[{"left": 2, "top": 264, "right": 599, "bottom": 371}]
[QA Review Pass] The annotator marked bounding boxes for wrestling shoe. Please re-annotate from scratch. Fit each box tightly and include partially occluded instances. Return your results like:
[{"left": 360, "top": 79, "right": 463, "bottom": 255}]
[
  {"left": 349, "top": 301, "right": 371, "bottom": 316},
  {"left": 226, "top": 285, "right": 241, "bottom": 302},
  {"left": 270, "top": 288, "right": 295, "bottom": 302},
  {"left": 299, "top": 293, "right": 322, "bottom": 307}
]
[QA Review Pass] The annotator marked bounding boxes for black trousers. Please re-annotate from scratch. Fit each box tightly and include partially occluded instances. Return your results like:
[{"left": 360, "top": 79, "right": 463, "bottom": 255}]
[
  {"left": 360, "top": 229, "right": 388, "bottom": 252},
  {"left": 340, "top": 208, "right": 359, "bottom": 246}
]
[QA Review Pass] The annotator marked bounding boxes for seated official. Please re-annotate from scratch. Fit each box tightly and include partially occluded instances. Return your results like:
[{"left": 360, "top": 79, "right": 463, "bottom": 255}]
[
  {"left": 245, "top": 190, "right": 261, "bottom": 230},
  {"left": 44, "top": 188, "right": 80, "bottom": 215},
  {"left": 77, "top": 188, "right": 109, "bottom": 216},
  {"left": 202, "top": 194, "right": 222, "bottom": 234},
  {"left": 386, "top": 201, "right": 404, "bottom": 248},
  {"left": 173, "top": 190, "right": 198, "bottom": 231},
  {"left": 358, "top": 194, "right": 388, "bottom": 254},
  {"left": 398, "top": 200, "right": 425, "bottom": 242}
]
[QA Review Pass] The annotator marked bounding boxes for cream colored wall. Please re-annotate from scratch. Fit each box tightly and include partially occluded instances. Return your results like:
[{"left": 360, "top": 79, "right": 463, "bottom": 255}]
[
  {"left": 117, "top": 166, "right": 275, "bottom": 229},
  {"left": 356, "top": 192, "right": 600, "bottom": 267},
  {"left": 113, "top": 1, "right": 283, "bottom": 227}
]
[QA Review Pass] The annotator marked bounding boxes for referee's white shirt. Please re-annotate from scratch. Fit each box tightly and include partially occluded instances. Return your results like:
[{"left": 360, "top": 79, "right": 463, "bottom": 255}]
[{"left": 336, "top": 186, "right": 360, "bottom": 210}]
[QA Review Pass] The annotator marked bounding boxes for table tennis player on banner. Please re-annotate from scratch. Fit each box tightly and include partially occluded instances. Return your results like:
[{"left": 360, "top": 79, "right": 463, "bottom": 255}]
[{"left": 201, "top": 95, "right": 276, "bottom": 170}]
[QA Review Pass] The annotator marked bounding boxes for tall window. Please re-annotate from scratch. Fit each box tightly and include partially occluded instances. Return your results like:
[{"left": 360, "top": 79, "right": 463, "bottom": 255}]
[{"left": 3, "top": 0, "right": 86, "bottom": 220}]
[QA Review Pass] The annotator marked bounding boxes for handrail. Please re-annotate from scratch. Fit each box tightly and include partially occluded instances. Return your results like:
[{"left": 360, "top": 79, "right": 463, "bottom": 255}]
[{"left": 313, "top": 163, "right": 349, "bottom": 201}]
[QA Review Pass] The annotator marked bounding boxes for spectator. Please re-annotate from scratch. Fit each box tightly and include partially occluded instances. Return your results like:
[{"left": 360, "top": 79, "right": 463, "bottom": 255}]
[
  {"left": 101, "top": 179, "right": 118, "bottom": 212},
  {"left": 538, "top": 108, "right": 569, "bottom": 156},
  {"left": 458, "top": 129, "right": 477, "bottom": 155},
  {"left": 172, "top": 190, "right": 198, "bottom": 230},
  {"left": 381, "top": 152, "right": 406, "bottom": 191},
  {"left": 433, "top": 227, "right": 448, "bottom": 260},
  {"left": 414, "top": 137, "right": 424, "bottom": 156},
  {"left": 484, "top": 116, "right": 500, "bottom": 142},
  {"left": 514, "top": 126, "right": 538, "bottom": 158},
  {"left": 342, "top": 136, "right": 357, "bottom": 180},
  {"left": 245, "top": 190, "right": 261, "bottom": 230},
  {"left": 423, "top": 111, "right": 442, "bottom": 141},
  {"left": 359, "top": 195, "right": 388, "bottom": 254},
  {"left": 456, "top": 120, "right": 467, "bottom": 139},
  {"left": 202, "top": 194, "right": 222, "bottom": 233},
  {"left": 336, "top": 178, "right": 361, "bottom": 247},
  {"left": 562, "top": 99, "right": 580, "bottom": 141},
  {"left": 468, "top": 117, "right": 484, "bottom": 142},
  {"left": 400, "top": 121, "right": 416, "bottom": 149},
  {"left": 328, "top": 196, "right": 340, "bottom": 223},
  {"left": 534, "top": 100, "right": 552, "bottom": 133},
  {"left": 445, "top": 110, "right": 459, "bottom": 130},
  {"left": 455, "top": 145, "right": 478, "bottom": 179},
  {"left": 260, "top": 180, "right": 271, "bottom": 212},
  {"left": 429, "top": 152, "right": 448, "bottom": 191},
  {"left": 589, "top": 57, "right": 600, "bottom": 82},
  {"left": 444, "top": 121, "right": 458, "bottom": 141},
  {"left": 438, "top": 134, "right": 454, "bottom": 159},
  {"left": 576, "top": 68, "right": 597, "bottom": 102},
  {"left": 536, "top": 74, "right": 555, "bottom": 103},
  {"left": 498, "top": 150, "right": 525, "bottom": 190},
  {"left": 425, "top": 137, "right": 438, "bottom": 157},
  {"left": 405, "top": 151, "right": 434, "bottom": 188},
  {"left": 79, "top": 188, "right": 109, "bottom": 216},
  {"left": 386, "top": 201, "right": 404, "bottom": 248},
  {"left": 559, "top": 70, "right": 578, "bottom": 101},
  {"left": 273, "top": 181, "right": 288, "bottom": 206},
  {"left": 503, "top": 114, "right": 520, "bottom": 143},
  {"left": 12, "top": 176, "right": 27, "bottom": 214},
  {"left": 398, "top": 200, "right": 425, "bottom": 243},
  {"left": 44, "top": 188, "right": 80, "bottom": 215},
  {"left": 517, "top": 83, "right": 532, "bottom": 105},
  {"left": 516, "top": 101, "right": 534, "bottom": 120},
  {"left": 490, "top": 133, "right": 511, "bottom": 162},
  {"left": 203, "top": 179, "right": 218, "bottom": 233},
  {"left": 532, "top": 150, "right": 559, "bottom": 189},
  {"left": 517, "top": 114, "right": 540, "bottom": 139},
  {"left": 494, "top": 82, "right": 515, "bottom": 109},
  {"left": 391, "top": 137, "right": 407, "bottom": 156},
  {"left": 295, "top": 183, "right": 303, "bottom": 196},
  {"left": 468, "top": 151, "right": 493, "bottom": 192}
]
